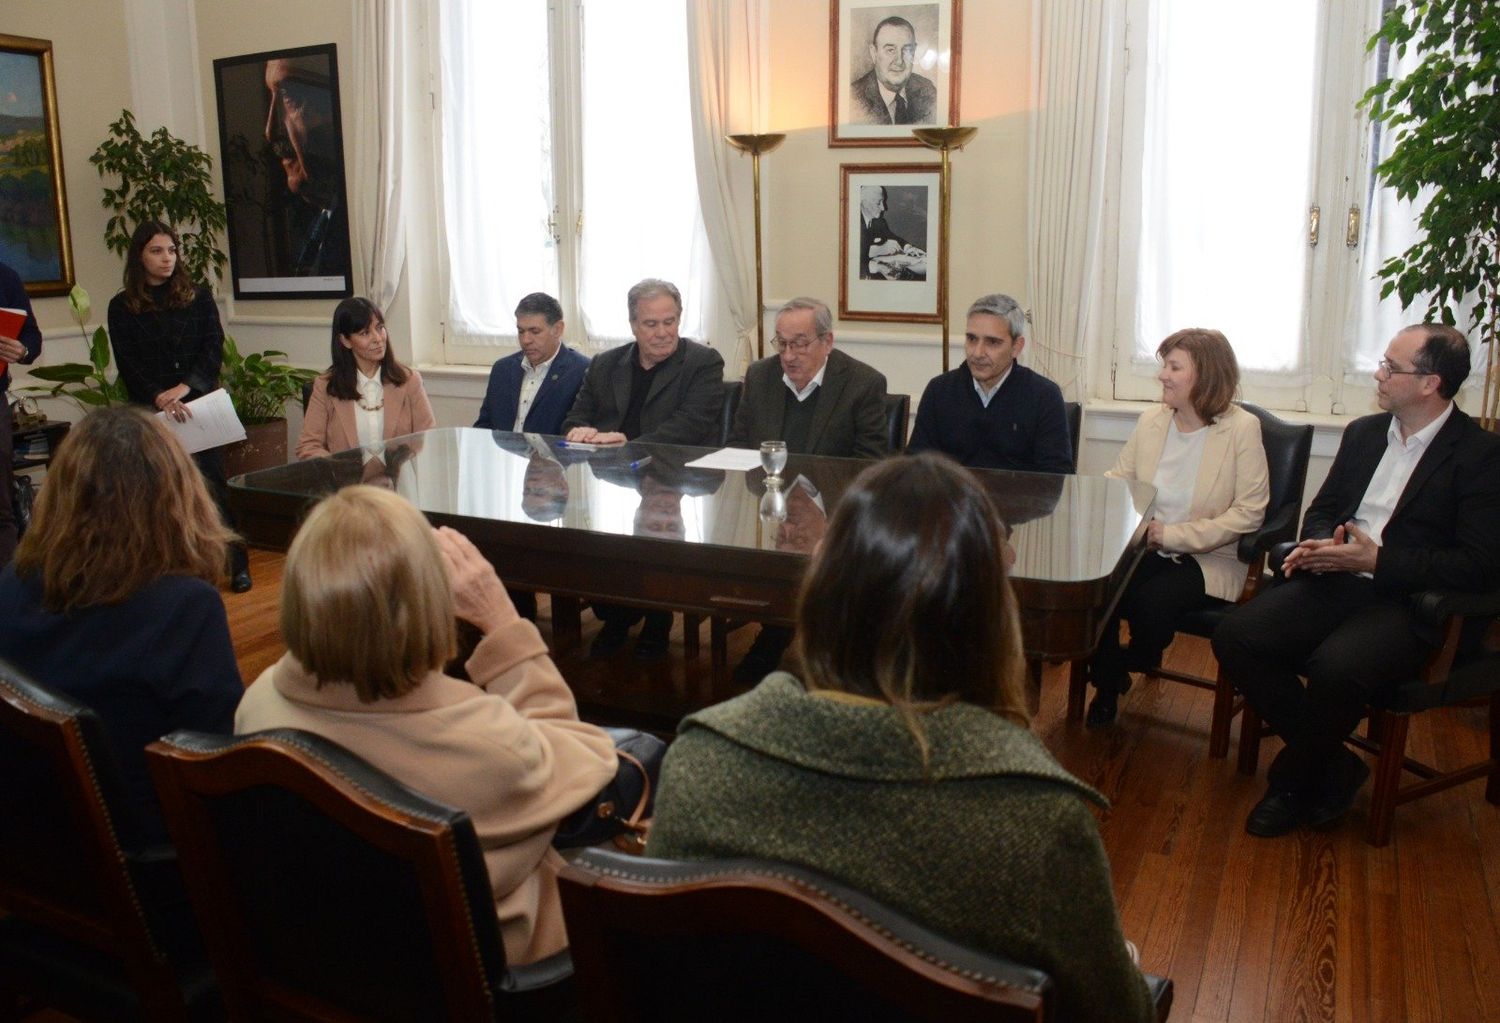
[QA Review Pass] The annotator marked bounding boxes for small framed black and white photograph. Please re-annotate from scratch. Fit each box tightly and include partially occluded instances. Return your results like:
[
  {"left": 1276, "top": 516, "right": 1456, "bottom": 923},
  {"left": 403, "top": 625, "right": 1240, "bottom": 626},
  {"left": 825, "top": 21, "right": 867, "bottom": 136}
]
[
  {"left": 839, "top": 163, "right": 941, "bottom": 323},
  {"left": 828, "top": 0, "right": 962, "bottom": 148},
  {"left": 213, "top": 43, "right": 353, "bottom": 300}
]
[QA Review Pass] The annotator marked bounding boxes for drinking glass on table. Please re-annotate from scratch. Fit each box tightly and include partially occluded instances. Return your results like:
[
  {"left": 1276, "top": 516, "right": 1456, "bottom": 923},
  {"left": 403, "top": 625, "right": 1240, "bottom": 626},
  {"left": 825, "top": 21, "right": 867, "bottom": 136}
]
[{"left": 760, "top": 440, "right": 788, "bottom": 483}]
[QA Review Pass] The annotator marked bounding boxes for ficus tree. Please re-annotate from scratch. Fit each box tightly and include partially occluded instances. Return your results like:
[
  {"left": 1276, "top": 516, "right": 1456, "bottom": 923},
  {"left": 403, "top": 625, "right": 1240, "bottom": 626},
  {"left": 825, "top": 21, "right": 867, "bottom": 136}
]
[
  {"left": 1360, "top": 2, "right": 1499, "bottom": 421},
  {"left": 90, "top": 109, "right": 229, "bottom": 285}
]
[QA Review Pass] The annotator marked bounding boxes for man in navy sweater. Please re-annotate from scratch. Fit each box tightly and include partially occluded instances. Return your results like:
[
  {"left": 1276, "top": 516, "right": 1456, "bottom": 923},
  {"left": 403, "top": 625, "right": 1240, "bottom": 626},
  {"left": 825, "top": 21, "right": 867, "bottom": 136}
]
[
  {"left": 906, "top": 293, "right": 1073, "bottom": 474},
  {"left": 0, "top": 260, "right": 43, "bottom": 565}
]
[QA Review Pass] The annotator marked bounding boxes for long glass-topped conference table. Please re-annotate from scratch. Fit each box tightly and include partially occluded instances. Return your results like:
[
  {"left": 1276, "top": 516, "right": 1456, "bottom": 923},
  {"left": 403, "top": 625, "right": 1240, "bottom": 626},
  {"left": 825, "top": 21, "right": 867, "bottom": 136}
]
[{"left": 229, "top": 429, "right": 1155, "bottom": 711}]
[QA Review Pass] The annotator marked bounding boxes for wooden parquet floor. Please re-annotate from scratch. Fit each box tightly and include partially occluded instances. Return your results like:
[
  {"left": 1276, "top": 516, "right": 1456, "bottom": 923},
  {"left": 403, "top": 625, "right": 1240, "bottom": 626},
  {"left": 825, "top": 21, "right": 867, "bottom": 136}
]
[{"left": 214, "top": 548, "right": 1500, "bottom": 1023}]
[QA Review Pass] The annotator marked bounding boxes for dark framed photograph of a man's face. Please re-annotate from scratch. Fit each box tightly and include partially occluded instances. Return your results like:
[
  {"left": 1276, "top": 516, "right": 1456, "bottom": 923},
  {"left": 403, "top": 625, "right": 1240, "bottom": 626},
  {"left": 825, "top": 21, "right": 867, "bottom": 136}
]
[
  {"left": 213, "top": 43, "right": 352, "bottom": 300},
  {"left": 829, "top": 0, "right": 961, "bottom": 148},
  {"left": 839, "top": 163, "right": 941, "bottom": 323}
]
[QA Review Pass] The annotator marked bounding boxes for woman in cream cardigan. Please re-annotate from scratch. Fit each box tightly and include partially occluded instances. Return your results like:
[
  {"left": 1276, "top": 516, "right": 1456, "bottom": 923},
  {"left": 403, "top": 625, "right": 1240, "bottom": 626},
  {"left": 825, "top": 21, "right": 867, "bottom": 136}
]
[
  {"left": 1087, "top": 327, "right": 1270, "bottom": 726},
  {"left": 297, "top": 297, "right": 435, "bottom": 459},
  {"left": 235, "top": 485, "right": 616, "bottom": 964}
]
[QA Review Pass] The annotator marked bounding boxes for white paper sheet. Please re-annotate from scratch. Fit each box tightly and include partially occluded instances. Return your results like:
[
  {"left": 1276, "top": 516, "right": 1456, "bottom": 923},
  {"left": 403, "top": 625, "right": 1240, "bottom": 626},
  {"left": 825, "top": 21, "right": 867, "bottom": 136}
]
[
  {"left": 156, "top": 388, "right": 247, "bottom": 455},
  {"left": 685, "top": 447, "right": 763, "bottom": 471}
]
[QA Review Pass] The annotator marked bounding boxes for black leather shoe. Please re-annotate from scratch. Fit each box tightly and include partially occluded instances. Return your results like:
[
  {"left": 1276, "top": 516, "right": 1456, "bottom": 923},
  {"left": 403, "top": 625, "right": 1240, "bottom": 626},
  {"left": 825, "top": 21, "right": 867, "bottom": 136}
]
[
  {"left": 230, "top": 569, "right": 253, "bottom": 593},
  {"left": 1085, "top": 690, "right": 1119, "bottom": 728},
  {"left": 589, "top": 619, "right": 633, "bottom": 659},
  {"left": 1301, "top": 755, "right": 1371, "bottom": 830},
  {"left": 1245, "top": 788, "right": 1303, "bottom": 837},
  {"left": 632, "top": 623, "right": 670, "bottom": 662}
]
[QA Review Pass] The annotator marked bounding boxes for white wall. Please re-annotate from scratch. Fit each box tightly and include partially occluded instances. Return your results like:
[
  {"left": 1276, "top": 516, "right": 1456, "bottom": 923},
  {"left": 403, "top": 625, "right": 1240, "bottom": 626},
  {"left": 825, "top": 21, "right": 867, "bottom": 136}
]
[{"left": 11, "top": 0, "right": 1361, "bottom": 488}]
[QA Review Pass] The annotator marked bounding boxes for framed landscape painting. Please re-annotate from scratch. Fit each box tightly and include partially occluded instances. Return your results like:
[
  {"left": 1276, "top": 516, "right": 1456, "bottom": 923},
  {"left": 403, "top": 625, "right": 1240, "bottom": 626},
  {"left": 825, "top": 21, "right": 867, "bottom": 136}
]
[{"left": 0, "top": 34, "right": 74, "bottom": 296}]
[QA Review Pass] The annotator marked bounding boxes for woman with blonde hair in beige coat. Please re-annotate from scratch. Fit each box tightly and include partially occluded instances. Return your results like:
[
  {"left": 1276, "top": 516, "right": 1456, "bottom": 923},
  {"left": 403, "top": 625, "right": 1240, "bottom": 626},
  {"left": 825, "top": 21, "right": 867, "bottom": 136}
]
[
  {"left": 1086, "top": 327, "right": 1270, "bottom": 726},
  {"left": 235, "top": 485, "right": 616, "bottom": 964}
]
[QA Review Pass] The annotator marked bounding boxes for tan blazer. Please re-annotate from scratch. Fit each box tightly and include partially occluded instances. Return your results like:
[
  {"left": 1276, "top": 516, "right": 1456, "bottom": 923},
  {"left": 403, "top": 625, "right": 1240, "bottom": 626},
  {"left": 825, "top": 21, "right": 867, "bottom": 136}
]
[
  {"left": 296, "top": 368, "right": 436, "bottom": 460},
  {"left": 1107, "top": 403, "right": 1269, "bottom": 601},
  {"left": 235, "top": 618, "right": 617, "bottom": 965}
]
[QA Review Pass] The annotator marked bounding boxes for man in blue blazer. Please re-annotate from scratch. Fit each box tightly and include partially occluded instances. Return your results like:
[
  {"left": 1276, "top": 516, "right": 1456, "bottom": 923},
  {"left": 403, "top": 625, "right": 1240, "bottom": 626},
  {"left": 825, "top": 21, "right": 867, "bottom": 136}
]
[
  {"left": 1215, "top": 324, "right": 1500, "bottom": 838},
  {"left": 906, "top": 293, "right": 1074, "bottom": 474},
  {"left": 474, "top": 292, "right": 589, "bottom": 435}
]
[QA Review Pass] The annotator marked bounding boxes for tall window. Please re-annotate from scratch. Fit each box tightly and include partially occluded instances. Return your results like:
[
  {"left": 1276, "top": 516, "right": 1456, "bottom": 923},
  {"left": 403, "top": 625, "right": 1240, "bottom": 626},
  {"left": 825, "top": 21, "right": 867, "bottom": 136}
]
[
  {"left": 439, "top": 0, "right": 714, "bottom": 359},
  {"left": 1109, "top": 0, "right": 1465, "bottom": 413}
]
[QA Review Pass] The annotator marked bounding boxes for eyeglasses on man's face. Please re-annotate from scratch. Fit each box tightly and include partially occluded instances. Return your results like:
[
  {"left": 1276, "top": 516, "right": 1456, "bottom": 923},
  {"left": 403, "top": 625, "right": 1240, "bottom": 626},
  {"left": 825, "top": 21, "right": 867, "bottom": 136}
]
[
  {"left": 771, "top": 334, "right": 826, "bottom": 354},
  {"left": 1376, "top": 357, "right": 1432, "bottom": 377}
]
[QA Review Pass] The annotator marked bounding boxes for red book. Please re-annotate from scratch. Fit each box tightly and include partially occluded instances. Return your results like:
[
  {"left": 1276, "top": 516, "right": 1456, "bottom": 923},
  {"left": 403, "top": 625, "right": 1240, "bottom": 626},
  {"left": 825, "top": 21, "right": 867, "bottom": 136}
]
[{"left": 0, "top": 306, "right": 26, "bottom": 377}]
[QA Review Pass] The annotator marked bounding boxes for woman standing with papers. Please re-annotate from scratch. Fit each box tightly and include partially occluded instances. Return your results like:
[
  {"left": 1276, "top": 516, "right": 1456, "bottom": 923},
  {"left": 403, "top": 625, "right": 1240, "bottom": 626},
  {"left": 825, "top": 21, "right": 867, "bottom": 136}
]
[{"left": 108, "top": 220, "right": 251, "bottom": 592}]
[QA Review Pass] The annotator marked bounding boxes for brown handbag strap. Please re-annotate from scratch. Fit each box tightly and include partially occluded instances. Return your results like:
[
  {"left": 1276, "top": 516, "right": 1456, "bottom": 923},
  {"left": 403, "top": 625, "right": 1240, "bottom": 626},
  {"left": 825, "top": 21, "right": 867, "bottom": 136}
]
[{"left": 611, "top": 749, "right": 653, "bottom": 853}]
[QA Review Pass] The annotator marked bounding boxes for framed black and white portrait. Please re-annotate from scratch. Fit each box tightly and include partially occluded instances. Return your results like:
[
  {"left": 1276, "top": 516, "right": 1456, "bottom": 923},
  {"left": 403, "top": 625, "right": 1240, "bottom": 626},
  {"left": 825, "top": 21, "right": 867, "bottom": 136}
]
[
  {"left": 828, "top": 0, "right": 962, "bottom": 148},
  {"left": 213, "top": 43, "right": 352, "bottom": 300},
  {"left": 839, "top": 163, "right": 941, "bottom": 323}
]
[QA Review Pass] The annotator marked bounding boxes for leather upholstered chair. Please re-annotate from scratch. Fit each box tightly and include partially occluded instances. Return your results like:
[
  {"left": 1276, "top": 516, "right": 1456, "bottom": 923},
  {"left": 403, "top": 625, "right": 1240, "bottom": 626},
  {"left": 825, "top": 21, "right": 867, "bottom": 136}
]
[
  {"left": 1236, "top": 582, "right": 1500, "bottom": 846},
  {"left": 884, "top": 392, "right": 911, "bottom": 452},
  {"left": 1066, "top": 402, "right": 1313, "bottom": 761},
  {"left": 1064, "top": 401, "right": 1083, "bottom": 472},
  {"left": 718, "top": 378, "right": 744, "bottom": 447},
  {"left": 558, "top": 847, "right": 1174, "bottom": 1022},
  {"left": 0, "top": 660, "right": 219, "bottom": 1022},
  {"left": 144, "top": 728, "right": 575, "bottom": 1022}
]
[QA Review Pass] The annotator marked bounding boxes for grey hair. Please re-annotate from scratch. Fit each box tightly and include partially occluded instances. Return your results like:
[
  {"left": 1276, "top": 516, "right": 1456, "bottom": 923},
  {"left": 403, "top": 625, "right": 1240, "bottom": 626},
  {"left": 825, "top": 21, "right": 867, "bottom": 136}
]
[
  {"left": 627, "top": 278, "right": 683, "bottom": 322},
  {"left": 777, "top": 297, "right": 833, "bottom": 337},
  {"left": 966, "top": 294, "right": 1027, "bottom": 341}
]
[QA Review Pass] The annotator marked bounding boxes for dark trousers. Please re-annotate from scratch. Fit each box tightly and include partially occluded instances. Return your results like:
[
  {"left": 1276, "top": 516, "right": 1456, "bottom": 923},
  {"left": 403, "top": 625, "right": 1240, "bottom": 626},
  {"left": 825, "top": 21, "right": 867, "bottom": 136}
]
[
  {"left": 595, "top": 603, "right": 671, "bottom": 637},
  {"left": 0, "top": 401, "right": 14, "bottom": 566},
  {"left": 1089, "top": 553, "right": 1211, "bottom": 695},
  {"left": 193, "top": 446, "right": 246, "bottom": 574},
  {"left": 1211, "top": 573, "right": 1430, "bottom": 795}
]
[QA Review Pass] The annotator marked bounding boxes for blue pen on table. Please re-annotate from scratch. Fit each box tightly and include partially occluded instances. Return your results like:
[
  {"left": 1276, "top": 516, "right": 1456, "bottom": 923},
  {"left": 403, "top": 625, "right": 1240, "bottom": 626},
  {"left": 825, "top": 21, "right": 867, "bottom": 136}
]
[
  {"left": 629, "top": 455, "right": 654, "bottom": 471},
  {"left": 555, "top": 440, "right": 598, "bottom": 451}
]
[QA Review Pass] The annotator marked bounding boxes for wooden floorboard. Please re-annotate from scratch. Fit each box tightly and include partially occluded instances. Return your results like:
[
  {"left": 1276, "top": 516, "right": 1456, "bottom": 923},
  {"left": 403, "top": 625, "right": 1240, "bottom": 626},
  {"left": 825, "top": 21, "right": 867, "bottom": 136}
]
[{"left": 203, "top": 550, "right": 1500, "bottom": 1020}]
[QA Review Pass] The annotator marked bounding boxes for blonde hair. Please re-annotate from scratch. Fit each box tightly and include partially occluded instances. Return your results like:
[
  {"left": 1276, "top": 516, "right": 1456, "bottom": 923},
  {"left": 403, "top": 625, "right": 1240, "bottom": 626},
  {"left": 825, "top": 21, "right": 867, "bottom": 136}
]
[
  {"left": 281, "top": 486, "right": 455, "bottom": 702},
  {"left": 15, "top": 407, "right": 231, "bottom": 611}
]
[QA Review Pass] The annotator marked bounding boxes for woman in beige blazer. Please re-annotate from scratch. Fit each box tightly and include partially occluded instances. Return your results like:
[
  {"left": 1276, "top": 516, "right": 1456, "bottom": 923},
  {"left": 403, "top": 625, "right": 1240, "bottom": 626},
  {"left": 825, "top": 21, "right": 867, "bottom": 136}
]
[
  {"left": 296, "top": 297, "right": 436, "bottom": 460},
  {"left": 235, "top": 485, "right": 616, "bottom": 965},
  {"left": 1087, "top": 328, "right": 1269, "bottom": 726}
]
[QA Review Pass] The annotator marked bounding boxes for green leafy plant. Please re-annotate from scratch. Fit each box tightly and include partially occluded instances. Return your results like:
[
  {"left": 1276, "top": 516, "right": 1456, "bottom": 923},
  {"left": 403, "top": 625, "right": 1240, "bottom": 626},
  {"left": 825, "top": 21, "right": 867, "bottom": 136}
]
[
  {"left": 1360, "top": 3, "right": 1499, "bottom": 417},
  {"left": 90, "top": 109, "right": 229, "bottom": 285},
  {"left": 221, "top": 334, "right": 318, "bottom": 425},
  {"left": 24, "top": 285, "right": 129, "bottom": 412}
]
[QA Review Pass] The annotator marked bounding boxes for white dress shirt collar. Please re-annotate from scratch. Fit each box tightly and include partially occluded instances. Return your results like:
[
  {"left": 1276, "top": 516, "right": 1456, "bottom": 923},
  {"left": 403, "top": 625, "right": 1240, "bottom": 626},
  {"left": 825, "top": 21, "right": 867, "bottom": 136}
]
[
  {"left": 783, "top": 361, "right": 829, "bottom": 403},
  {"left": 973, "top": 364, "right": 1015, "bottom": 408}
]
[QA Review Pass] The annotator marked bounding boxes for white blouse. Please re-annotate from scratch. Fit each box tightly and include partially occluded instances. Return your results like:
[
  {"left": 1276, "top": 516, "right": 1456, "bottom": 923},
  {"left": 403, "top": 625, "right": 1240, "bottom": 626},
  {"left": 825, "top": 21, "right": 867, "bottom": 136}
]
[
  {"left": 1150, "top": 418, "right": 1209, "bottom": 535},
  {"left": 354, "top": 369, "right": 385, "bottom": 453}
]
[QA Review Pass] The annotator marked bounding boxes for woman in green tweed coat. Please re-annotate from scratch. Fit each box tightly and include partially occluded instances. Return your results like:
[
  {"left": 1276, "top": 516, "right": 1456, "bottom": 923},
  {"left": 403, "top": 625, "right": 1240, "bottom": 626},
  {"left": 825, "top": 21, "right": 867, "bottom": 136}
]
[{"left": 648, "top": 453, "right": 1154, "bottom": 1023}]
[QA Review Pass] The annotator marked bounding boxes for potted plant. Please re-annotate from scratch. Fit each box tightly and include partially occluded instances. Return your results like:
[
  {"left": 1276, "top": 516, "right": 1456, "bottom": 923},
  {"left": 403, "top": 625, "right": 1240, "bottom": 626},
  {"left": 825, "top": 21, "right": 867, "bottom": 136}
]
[
  {"left": 219, "top": 335, "right": 318, "bottom": 476},
  {"left": 1361, "top": 3, "right": 1499, "bottom": 425},
  {"left": 24, "top": 285, "right": 129, "bottom": 412},
  {"left": 92, "top": 109, "right": 227, "bottom": 284}
]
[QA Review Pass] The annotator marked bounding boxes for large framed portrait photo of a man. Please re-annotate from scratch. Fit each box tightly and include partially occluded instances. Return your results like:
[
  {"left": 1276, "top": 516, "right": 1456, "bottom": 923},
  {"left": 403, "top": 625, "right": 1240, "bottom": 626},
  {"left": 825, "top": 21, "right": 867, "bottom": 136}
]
[
  {"left": 213, "top": 43, "right": 353, "bottom": 300},
  {"left": 829, "top": 0, "right": 961, "bottom": 148}
]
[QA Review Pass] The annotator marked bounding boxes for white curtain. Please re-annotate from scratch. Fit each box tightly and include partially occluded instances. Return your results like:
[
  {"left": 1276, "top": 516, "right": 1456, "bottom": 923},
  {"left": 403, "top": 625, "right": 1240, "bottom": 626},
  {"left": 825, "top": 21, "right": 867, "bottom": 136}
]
[
  {"left": 1025, "top": 0, "right": 1118, "bottom": 401},
  {"left": 351, "top": 0, "right": 408, "bottom": 310},
  {"left": 685, "top": 0, "right": 764, "bottom": 374}
]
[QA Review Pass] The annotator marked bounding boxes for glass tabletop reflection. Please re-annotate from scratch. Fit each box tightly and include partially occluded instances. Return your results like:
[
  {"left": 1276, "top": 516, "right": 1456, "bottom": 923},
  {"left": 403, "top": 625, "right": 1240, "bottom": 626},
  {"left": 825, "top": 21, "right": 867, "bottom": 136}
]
[{"left": 229, "top": 428, "right": 1154, "bottom": 585}]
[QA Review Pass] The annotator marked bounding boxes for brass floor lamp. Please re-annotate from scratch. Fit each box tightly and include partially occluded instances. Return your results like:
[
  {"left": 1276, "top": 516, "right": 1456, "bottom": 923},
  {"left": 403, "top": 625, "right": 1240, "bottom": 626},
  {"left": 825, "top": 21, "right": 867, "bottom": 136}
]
[
  {"left": 913, "top": 126, "right": 978, "bottom": 373},
  {"left": 726, "top": 133, "right": 786, "bottom": 360}
]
